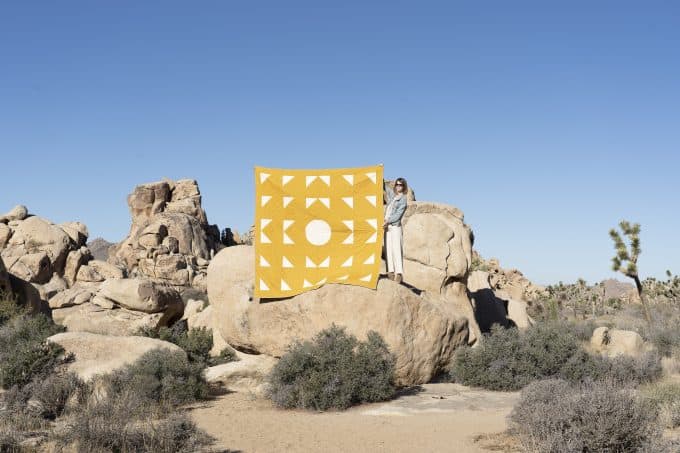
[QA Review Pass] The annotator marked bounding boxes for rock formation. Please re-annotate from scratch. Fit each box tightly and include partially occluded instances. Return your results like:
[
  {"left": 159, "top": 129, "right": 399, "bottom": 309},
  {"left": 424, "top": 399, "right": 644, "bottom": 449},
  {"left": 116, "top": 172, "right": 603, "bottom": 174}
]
[
  {"left": 107, "top": 179, "right": 222, "bottom": 291},
  {"left": 467, "top": 270, "right": 534, "bottom": 330},
  {"left": 208, "top": 245, "right": 474, "bottom": 386},
  {"left": 471, "top": 251, "right": 545, "bottom": 302},
  {"left": 49, "top": 278, "right": 184, "bottom": 335}
]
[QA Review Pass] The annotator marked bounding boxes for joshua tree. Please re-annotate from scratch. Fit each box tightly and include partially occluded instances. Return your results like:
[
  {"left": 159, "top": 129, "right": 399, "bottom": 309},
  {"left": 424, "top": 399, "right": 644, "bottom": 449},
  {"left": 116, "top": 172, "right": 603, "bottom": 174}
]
[{"left": 609, "top": 220, "right": 652, "bottom": 325}]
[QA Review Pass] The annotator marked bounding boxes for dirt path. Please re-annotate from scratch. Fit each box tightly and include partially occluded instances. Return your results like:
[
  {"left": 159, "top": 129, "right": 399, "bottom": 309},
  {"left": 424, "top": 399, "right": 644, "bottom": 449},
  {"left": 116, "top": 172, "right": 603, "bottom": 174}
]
[{"left": 190, "top": 383, "right": 519, "bottom": 453}]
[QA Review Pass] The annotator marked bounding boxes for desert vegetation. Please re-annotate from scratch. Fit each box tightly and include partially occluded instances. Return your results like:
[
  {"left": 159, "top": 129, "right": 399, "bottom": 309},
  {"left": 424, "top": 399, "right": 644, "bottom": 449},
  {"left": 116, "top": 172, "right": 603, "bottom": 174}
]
[
  {"left": 446, "top": 221, "right": 680, "bottom": 451},
  {"left": 266, "top": 324, "right": 396, "bottom": 411},
  {"left": 0, "top": 294, "right": 215, "bottom": 452},
  {"left": 137, "top": 322, "right": 238, "bottom": 366}
]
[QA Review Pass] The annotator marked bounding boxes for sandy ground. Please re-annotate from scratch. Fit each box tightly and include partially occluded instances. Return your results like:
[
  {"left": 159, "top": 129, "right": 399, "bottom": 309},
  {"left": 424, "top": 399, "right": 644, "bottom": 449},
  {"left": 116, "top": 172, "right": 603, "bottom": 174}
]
[{"left": 190, "top": 383, "right": 519, "bottom": 453}]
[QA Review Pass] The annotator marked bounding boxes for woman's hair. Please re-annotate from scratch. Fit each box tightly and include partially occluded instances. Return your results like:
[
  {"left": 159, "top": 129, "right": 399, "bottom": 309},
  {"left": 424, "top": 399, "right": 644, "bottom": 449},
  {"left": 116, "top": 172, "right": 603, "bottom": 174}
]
[{"left": 393, "top": 177, "right": 408, "bottom": 194}]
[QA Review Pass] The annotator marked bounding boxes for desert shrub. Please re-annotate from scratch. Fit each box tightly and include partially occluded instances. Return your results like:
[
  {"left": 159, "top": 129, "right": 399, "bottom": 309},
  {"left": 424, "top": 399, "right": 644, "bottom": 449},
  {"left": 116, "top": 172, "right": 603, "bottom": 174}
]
[
  {"left": 175, "top": 326, "right": 213, "bottom": 363},
  {"left": 138, "top": 323, "right": 219, "bottom": 365},
  {"left": 450, "top": 322, "right": 663, "bottom": 390},
  {"left": 565, "top": 320, "right": 597, "bottom": 342},
  {"left": 26, "top": 372, "right": 88, "bottom": 420},
  {"left": 557, "top": 348, "right": 607, "bottom": 383},
  {"left": 0, "top": 315, "right": 67, "bottom": 388},
  {"left": 450, "top": 323, "right": 582, "bottom": 391},
  {"left": 450, "top": 324, "right": 527, "bottom": 390},
  {"left": 0, "top": 292, "right": 24, "bottom": 326},
  {"left": 649, "top": 324, "right": 680, "bottom": 358},
  {"left": 510, "top": 379, "right": 665, "bottom": 452},
  {"left": 605, "top": 351, "right": 663, "bottom": 385},
  {"left": 101, "top": 348, "right": 209, "bottom": 407},
  {"left": 208, "top": 347, "right": 238, "bottom": 366},
  {"left": 2, "top": 371, "right": 87, "bottom": 422},
  {"left": 267, "top": 325, "right": 396, "bottom": 411},
  {"left": 56, "top": 390, "right": 211, "bottom": 453},
  {"left": 558, "top": 349, "right": 662, "bottom": 386},
  {"left": 0, "top": 429, "right": 21, "bottom": 453},
  {"left": 139, "top": 322, "right": 238, "bottom": 366},
  {"left": 641, "top": 381, "right": 680, "bottom": 429}
]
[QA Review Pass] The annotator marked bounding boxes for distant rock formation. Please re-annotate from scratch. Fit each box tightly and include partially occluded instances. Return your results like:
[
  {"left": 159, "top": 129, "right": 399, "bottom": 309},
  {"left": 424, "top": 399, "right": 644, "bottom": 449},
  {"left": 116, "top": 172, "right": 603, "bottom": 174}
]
[{"left": 87, "top": 237, "right": 114, "bottom": 262}]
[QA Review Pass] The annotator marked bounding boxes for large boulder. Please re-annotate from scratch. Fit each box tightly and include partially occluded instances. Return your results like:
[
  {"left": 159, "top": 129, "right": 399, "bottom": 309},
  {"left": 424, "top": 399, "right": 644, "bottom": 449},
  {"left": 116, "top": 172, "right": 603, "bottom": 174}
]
[
  {"left": 590, "top": 327, "right": 652, "bottom": 358},
  {"left": 59, "top": 222, "right": 89, "bottom": 247},
  {"left": 205, "top": 352, "right": 278, "bottom": 396},
  {"left": 1, "top": 216, "right": 72, "bottom": 284},
  {"left": 208, "top": 246, "right": 472, "bottom": 386},
  {"left": 467, "top": 270, "right": 534, "bottom": 330},
  {"left": 97, "top": 278, "right": 183, "bottom": 314},
  {"left": 50, "top": 278, "right": 184, "bottom": 335},
  {"left": 0, "top": 223, "right": 11, "bottom": 249},
  {"left": 48, "top": 283, "right": 97, "bottom": 309},
  {"left": 51, "top": 302, "right": 175, "bottom": 336},
  {"left": 0, "top": 205, "right": 28, "bottom": 223},
  {"left": 76, "top": 259, "right": 124, "bottom": 283},
  {"left": 48, "top": 332, "right": 184, "bottom": 380},
  {"left": 473, "top": 253, "right": 545, "bottom": 302},
  {"left": 401, "top": 202, "right": 473, "bottom": 293}
]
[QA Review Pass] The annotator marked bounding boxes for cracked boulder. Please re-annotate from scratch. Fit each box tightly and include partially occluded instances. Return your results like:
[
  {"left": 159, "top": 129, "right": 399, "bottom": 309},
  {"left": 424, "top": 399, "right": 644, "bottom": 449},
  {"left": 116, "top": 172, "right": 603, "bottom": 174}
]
[
  {"left": 401, "top": 202, "right": 473, "bottom": 294},
  {"left": 50, "top": 278, "right": 184, "bottom": 336}
]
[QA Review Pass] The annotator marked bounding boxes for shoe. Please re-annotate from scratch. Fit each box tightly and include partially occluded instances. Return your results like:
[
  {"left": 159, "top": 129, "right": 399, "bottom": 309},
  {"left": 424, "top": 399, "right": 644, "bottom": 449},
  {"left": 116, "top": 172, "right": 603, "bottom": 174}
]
[
  {"left": 395, "top": 274, "right": 403, "bottom": 284},
  {"left": 387, "top": 272, "right": 395, "bottom": 280}
]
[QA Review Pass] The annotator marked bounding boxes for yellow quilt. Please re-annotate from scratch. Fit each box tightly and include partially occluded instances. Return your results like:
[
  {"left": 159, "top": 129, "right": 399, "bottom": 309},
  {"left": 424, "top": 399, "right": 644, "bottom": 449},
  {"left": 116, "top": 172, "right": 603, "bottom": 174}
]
[{"left": 254, "top": 165, "right": 384, "bottom": 298}]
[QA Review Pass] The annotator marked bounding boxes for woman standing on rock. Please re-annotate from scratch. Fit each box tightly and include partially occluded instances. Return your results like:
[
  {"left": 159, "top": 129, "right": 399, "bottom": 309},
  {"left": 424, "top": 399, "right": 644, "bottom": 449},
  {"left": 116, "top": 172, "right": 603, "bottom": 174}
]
[{"left": 384, "top": 178, "right": 408, "bottom": 283}]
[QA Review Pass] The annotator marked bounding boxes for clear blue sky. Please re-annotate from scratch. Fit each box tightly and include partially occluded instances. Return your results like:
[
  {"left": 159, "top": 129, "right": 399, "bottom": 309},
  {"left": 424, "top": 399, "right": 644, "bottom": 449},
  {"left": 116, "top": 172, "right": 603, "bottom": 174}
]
[{"left": 2, "top": 1, "right": 679, "bottom": 285}]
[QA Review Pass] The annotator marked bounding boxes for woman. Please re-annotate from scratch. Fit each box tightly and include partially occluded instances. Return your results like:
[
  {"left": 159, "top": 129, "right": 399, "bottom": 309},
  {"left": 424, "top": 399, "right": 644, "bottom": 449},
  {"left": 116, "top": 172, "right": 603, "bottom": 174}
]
[{"left": 383, "top": 178, "right": 408, "bottom": 283}]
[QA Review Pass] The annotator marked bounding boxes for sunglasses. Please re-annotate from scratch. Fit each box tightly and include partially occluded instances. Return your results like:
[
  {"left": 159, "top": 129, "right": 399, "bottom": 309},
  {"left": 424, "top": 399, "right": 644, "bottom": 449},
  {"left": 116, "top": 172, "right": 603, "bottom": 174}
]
[{"left": 395, "top": 183, "right": 403, "bottom": 186}]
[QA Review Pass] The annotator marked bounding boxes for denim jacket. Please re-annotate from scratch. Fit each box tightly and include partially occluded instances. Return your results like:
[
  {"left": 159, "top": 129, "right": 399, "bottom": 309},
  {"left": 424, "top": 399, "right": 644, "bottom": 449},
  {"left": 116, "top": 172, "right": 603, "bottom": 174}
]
[{"left": 384, "top": 189, "right": 407, "bottom": 226}]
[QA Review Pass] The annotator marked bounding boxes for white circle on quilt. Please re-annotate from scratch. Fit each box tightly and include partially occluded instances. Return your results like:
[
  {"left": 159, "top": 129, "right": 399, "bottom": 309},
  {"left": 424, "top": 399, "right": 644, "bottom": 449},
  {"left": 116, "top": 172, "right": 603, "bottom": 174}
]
[{"left": 305, "top": 220, "right": 331, "bottom": 246}]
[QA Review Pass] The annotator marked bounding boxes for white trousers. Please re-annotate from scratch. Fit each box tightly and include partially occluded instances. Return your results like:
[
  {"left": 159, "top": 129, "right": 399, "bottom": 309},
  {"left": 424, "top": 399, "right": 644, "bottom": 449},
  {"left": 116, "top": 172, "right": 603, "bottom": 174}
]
[{"left": 385, "top": 225, "right": 403, "bottom": 274}]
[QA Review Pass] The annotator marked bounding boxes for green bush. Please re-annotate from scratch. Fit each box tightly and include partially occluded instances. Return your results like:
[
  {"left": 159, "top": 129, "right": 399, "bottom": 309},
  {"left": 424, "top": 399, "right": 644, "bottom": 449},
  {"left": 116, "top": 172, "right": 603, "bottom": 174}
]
[
  {"left": 0, "top": 315, "right": 67, "bottom": 388},
  {"left": 137, "top": 323, "right": 233, "bottom": 366},
  {"left": 510, "top": 379, "right": 666, "bottom": 452},
  {"left": 101, "top": 349, "right": 209, "bottom": 407},
  {"left": 450, "top": 322, "right": 662, "bottom": 391},
  {"left": 450, "top": 323, "right": 582, "bottom": 390},
  {"left": 267, "top": 325, "right": 396, "bottom": 411}
]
